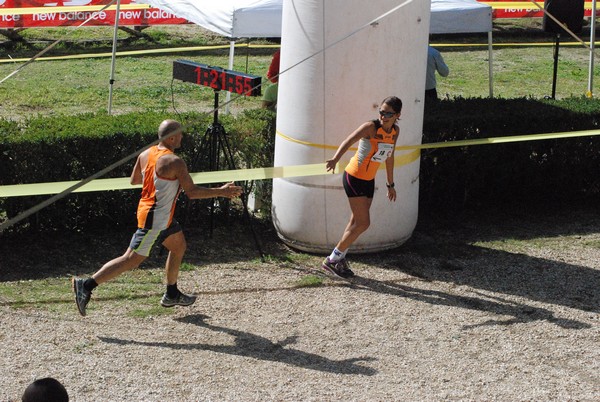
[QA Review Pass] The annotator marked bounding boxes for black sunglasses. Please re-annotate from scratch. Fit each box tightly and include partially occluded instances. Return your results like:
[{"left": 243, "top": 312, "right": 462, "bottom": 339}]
[{"left": 379, "top": 110, "right": 395, "bottom": 118}]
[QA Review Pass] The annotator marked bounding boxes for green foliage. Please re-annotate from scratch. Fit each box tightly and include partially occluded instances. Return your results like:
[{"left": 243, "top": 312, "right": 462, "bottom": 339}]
[
  {"left": 227, "top": 108, "right": 277, "bottom": 213},
  {"left": 129, "top": 305, "right": 175, "bottom": 318},
  {"left": 179, "top": 262, "right": 197, "bottom": 272},
  {"left": 420, "top": 96, "right": 600, "bottom": 214},
  {"left": 295, "top": 275, "right": 324, "bottom": 288},
  {"left": 0, "top": 110, "right": 276, "bottom": 234},
  {"left": 1, "top": 112, "right": 171, "bottom": 233}
]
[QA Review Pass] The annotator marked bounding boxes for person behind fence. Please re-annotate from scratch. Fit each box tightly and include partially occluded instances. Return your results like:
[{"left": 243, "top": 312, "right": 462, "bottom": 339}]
[
  {"left": 322, "top": 96, "right": 402, "bottom": 278},
  {"left": 22, "top": 377, "right": 69, "bottom": 402},
  {"left": 72, "top": 119, "right": 242, "bottom": 316},
  {"left": 425, "top": 45, "right": 449, "bottom": 102},
  {"left": 262, "top": 48, "right": 280, "bottom": 111}
]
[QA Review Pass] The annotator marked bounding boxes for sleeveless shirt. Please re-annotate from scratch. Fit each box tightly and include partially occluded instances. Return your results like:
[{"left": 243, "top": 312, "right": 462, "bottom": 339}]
[
  {"left": 345, "top": 120, "right": 397, "bottom": 181},
  {"left": 136, "top": 146, "right": 181, "bottom": 230}
]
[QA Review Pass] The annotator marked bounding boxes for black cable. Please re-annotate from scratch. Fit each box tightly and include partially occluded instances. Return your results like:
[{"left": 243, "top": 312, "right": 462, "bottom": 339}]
[{"left": 170, "top": 77, "right": 182, "bottom": 118}]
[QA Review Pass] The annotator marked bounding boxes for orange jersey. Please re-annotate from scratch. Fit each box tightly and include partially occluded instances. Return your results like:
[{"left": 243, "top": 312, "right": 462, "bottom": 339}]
[
  {"left": 136, "top": 146, "right": 181, "bottom": 230},
  {"left": 345, "top": 121, "right": 397, "bottom": 181}
]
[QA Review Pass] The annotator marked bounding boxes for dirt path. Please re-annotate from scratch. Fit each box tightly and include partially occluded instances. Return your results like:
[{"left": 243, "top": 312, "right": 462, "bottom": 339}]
[{"left": 1, "top": 208, "right": 599, "bottom": 401}]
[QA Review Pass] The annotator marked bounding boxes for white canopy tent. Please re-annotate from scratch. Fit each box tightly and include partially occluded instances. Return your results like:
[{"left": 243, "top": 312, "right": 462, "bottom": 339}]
[
  {"left": 142, "top": 0, "right": 494, "bottom": 96},
  {"left": 140, "top": 0, "right": 283, "bottom": 38},
  {"left": 430, "top": 0, "right": 492, "bottom": 34}
]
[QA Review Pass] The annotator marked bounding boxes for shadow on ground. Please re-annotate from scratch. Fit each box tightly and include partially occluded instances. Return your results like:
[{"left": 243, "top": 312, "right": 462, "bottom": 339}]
[
  {"left": 354, "top": 207, "right": 600, "bottom": 315},
  {"left": 98, "top": 313, "right": 377, "bottom": 376}
]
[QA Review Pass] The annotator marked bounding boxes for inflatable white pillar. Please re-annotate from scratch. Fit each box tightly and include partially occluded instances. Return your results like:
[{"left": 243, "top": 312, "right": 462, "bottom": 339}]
[{"left": 272, "top": 0, "right": 430, "bottom": 253}]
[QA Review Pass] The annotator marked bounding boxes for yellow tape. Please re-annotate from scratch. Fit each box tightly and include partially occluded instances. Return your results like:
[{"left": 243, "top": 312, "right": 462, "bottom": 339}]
[
  {"left": 400, "top": 129, "right": 600, "bottom": 150},
  {"left": 0, "top": 44, "right": 233, "bottom": 64},
  {"left": 4, "top": 40, "right": 596, "bottom": 64},
  {"left": 1, "top": 129, "right": 599, "bottom": 198},
  {"left": 276, "top": 130, "right": 339, "bottom": 150},
  {"left": 0, "top": 4, "right": 151, "bottom": 16},
  {"left": 0, "top": 163, "right": 320, "bottom": 198},
  {"left": 277, "top": 129, "right": 600, "bottom": 151},
  {"left": 435, "top": 42, "right": 600, "bottom": 48}
]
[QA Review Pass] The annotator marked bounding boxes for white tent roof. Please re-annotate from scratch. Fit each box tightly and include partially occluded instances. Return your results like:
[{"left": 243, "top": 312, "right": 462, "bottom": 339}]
[
  {"left": 430, "top": 0, "right": 492, "bottom": 34},
  {"left": 142, "top": 0, "right": 283, "bottom": 38},
  {"left": 142, "top": 0, "right": 492, "bottom": 38}
]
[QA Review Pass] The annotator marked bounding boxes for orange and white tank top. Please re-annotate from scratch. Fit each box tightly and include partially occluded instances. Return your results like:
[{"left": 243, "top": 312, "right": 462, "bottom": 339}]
[
  {"left": 136, "top": 146, "right": 181, "bottom": 230},
  {"left": 345, "top": 120, "right": 397, "bottom": 181}
]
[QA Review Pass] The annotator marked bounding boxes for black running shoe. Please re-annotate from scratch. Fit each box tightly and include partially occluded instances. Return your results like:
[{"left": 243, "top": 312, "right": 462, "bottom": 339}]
[
  {"left": 72, "top": 277, "right": 91, "bottom": 317},
  {"left": 161, "top": 291, "right": 197, "bottom": 308},
  {"left": 321, "top": 257, "right": 346, "bottom": 278},
  {"left": 338, "top": 258, "right": 355, "bottom": 278}
]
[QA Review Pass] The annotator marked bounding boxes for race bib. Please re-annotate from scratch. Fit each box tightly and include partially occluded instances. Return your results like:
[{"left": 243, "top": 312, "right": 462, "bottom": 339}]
[{"left": 370, "top": 143, "right": 394, "bottom": 162}]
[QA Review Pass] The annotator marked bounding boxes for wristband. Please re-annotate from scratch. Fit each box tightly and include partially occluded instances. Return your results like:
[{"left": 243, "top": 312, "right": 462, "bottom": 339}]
[{"left": 386, "top": 183, "right": 395, "bottom": 188}]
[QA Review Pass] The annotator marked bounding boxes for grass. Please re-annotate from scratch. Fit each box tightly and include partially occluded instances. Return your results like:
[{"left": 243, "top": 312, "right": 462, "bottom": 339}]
[
  {"left": 295, "top": 275, "right": 324, "bottom": 288},
  {"left": 1, "top": 21, "right": 599, "bottom": 120},
  {"left": 0, "top": 232, "right": 329, "bottom": 318},
  {"left": 0, "top": 264, "right": 327, "bottom": 317},
  {"left": 0, "top": 268, "right": 167, "bottom": 317},
  {"left": 0, "top": 52, "right": 271, "bottom": 117},
  {"left": 439, "top": 45, "right": 596, "bottom": 99}
]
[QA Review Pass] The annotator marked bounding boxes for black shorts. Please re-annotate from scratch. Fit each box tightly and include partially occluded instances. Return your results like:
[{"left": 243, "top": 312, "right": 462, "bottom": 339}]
[{"left": 343, "top": 171, "right": 374, "bottom": 198}]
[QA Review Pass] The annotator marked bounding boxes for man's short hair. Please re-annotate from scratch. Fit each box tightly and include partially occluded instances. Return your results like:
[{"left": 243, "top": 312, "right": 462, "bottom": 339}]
[{"left": 158, "top": 119, "right": 182, "bottom": 139}]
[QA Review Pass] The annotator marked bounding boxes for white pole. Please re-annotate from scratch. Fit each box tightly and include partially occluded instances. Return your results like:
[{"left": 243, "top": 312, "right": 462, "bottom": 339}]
[
  {"left": 588, "top": 0, "right": 597, "bottom": 98},
  {"left": 225, "top": 40, "right": 236, "bottom": 114},
  {"left": 108, "top": 0, "right": 122, "bottom": 114},
  {"left": 488, "top": 30, "right": 493, "bottom": 98}
]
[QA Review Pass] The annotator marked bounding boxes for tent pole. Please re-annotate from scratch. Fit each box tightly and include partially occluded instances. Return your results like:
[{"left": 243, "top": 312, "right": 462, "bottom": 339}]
[
  {"left": 225, "top": 40, "right": 236, "bottom": 114},
  {"left": 108, "top": 0, "right": 122, "bottom": 115},
  {"left": 488, "top": 31, "right": 493, "bottom": 98},
  {"left": 588, "top": 0, "right": 597, "bottom": 98}
]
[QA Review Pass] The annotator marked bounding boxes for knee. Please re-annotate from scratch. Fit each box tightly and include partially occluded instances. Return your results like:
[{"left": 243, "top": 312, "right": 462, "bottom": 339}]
[
  {"left": 167, "top": 241, "right": 187, "bottom": 259},
  {"left": 174, "top": 239, "right": 187, "bottom": 256},
  {"left": 355, "top": 219, "right": 370, "bottom": 233}
]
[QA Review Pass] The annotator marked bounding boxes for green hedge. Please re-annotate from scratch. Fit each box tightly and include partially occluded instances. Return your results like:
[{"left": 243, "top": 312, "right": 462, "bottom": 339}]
[
  {"left": 1, "top": 96, "right": 599, "bottom": 235},
  {"left": 421, "top": 97, "right": 600, "bottom": 213},
  {"left": 0, "top": 110, "right": 276, "bottom": 234}
]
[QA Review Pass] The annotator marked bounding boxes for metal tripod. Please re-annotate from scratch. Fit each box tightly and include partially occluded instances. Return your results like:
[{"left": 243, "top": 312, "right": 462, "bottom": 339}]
[{"left": 190, "top": 90, "right": 265, "bottom": 261}]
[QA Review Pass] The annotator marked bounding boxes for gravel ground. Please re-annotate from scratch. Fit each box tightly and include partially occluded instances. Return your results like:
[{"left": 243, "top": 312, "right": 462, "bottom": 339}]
[{"left": 1, "top": 208, "right": 599, "bottom": 401}]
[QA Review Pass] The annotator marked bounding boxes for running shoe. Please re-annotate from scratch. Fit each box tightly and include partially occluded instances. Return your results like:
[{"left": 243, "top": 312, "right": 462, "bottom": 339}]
[
  {"left": 321, "top": 257, "right": 346, "bottom": 278},
  {"left": 338, "top": 258, "right": 355, "bottom": 278},
  {"left": 72, "top": 277, "right": 91, "bottom": 317},
  {"left": 160, "top": 291, "right": 197, "bottom": 308}
]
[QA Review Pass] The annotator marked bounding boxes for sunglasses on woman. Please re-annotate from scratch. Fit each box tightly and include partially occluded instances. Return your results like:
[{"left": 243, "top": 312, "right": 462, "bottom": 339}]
[{"left": 379, "top": 110, "right": 395, "bottom": 118}]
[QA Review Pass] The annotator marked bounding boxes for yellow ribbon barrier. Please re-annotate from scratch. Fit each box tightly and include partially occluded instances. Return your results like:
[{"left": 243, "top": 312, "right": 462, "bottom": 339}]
[
  {"left": 277, "top": 128, "right": 600, "bottom": 151},
  {"left": 1, "top": 129, "right": 599, "bottom": 198},
  {"left": 0, "top": 164, "right": 323, "bottom": 198},
  {"left": 0, "top": 44, "right": 233, "bottom": 64},
  {"left": 3, "top": 40, "right": 597, "bottom": 65}
]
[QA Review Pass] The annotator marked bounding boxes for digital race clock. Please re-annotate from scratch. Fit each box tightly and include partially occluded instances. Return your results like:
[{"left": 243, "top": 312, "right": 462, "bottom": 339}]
[{"left": 173, "top": 59, "right": 262, "bottom": 97}]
